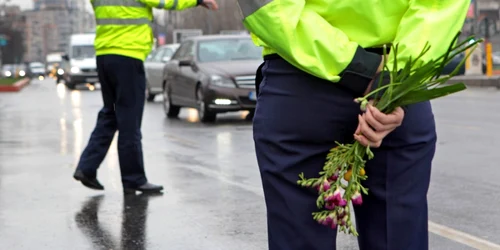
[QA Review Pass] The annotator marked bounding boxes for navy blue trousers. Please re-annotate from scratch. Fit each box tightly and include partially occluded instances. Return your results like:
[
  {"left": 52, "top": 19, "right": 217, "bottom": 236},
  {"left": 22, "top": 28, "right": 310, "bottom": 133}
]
[
  {"left": 253, "top": 56, "right": 437, "bottom": 250},
  {"left": 77, "top": 55, "right": 148, "bottom": 188}
]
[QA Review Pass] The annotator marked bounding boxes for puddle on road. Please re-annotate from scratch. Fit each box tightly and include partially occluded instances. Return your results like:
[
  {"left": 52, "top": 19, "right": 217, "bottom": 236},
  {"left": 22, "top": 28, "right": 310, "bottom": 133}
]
[{"left": 0, "top": 140, "right": 22, "bottom": 145}]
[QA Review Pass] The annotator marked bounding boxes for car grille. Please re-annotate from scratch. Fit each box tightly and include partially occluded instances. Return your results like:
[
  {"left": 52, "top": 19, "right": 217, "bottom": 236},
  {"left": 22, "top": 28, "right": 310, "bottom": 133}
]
[
  {"left": 235, "top": 75, "right": 255, "bottom": 89},
  {"left": 81, "top": 68, "right": 96, "bottom": 73},
  {"left": 239, "top": 96, "right": 256, "bottom": 106}
]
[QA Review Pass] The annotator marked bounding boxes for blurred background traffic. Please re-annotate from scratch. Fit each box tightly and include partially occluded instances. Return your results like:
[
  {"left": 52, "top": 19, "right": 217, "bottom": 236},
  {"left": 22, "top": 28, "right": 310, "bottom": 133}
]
[
  {"left": 1, "top": 0, "right": 500, "bottom": 122},
  {"left": 1, "top": 1, "right": 500, "bottom": 249}
]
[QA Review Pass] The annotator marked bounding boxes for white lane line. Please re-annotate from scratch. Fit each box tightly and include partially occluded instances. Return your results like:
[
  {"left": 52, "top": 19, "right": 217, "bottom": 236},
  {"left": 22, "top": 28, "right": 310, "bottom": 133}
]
[
  {"left": 181, "top": 164, "right": 500, "bottom": 249},
  {"left": 429, "top": 221, "right": 500, "bottom": 250}
]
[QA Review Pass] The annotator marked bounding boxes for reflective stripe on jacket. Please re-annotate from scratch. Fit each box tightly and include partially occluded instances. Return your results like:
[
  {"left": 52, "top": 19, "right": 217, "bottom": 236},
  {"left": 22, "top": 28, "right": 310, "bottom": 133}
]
[
  {"left": 91, "top": 0, "right": 199, "bottom": 61},
  {"left": 237, "top": 0, "right": 469, "bottom": 96}
]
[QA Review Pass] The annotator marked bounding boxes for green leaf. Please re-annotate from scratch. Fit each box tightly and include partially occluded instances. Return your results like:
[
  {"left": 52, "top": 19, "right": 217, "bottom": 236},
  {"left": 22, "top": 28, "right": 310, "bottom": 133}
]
[
  {"left": 392, "top": 83, "right": 467, "bottom": 108},
  {"left": 433, "top": 32, "right": 460, "bottom": 80}
]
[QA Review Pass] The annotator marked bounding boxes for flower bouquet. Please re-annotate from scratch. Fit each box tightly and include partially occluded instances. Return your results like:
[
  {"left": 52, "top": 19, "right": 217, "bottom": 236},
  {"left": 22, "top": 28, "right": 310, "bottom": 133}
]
[{"left": 297, "top": 33, "right": 482, "bottom": 236}]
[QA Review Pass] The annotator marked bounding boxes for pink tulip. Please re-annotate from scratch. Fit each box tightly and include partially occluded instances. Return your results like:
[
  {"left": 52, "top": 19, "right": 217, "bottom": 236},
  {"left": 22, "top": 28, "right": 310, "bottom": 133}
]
[
  {"left": 325, "top": 192, "right": 336, "bottom": 202},
  {"left": 352, "top": 192, "right": 363, "bottom": 205},
  {"left": 338, "top": 199, "right": 347, "bottom": 207},
  {"left": 318, "top": 217, "right": 328, "bottom": 226},
  {"left": 328, "top": 214, "right": 337, "bottom": 229},
  {"left": 316, "top": 179, "right": 331, "bottom": 193},
  {"left": 325, "top": 216, "right": 333, "bottom": 225},
  {"left": 325, "top": 202, "right": 335, "bottom": 210},
  {"left": 323, "top": 180, "right": 331, "bottom": 191},
  {"left": 331, "top": 189, "right": 342, "bottom": 205},
  {"left": 330, "top": 221, "right": 337, "bottom": 229},
  {"left": 328, "top": 174, "right": 338, "bottom": 182},
  {"left": 337, "top": 208, "right": 345, "bottom": 219}
]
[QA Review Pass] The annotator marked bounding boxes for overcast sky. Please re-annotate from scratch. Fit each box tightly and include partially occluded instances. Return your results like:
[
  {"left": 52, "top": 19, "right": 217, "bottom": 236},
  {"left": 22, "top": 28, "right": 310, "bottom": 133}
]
[
  {"left": 12, "top": 0, "right": 145, "bottom": 16},
  {"left": 13, "top": 0, "right": 93, "bottom": 11},
  {"left": 14, "top": 0, "right": 33, "bottom": 10}
]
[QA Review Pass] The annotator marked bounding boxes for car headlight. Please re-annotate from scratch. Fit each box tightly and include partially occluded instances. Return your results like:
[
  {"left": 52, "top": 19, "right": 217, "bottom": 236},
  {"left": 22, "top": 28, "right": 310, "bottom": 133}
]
[
  {"left": 70, "top": 67, "right": 81, "bottom": 74},
  {"left": 210, "top": 75, "right": 235, "bottom": 87},
  {"left": 4, "top": 71, "right": 12, "bottom": 77},
  {"left": 19, "top": 70, "right": 26, "bottom": 77},
  {"left": 57, "top": 68, "right": 64, "bottom": 75}
]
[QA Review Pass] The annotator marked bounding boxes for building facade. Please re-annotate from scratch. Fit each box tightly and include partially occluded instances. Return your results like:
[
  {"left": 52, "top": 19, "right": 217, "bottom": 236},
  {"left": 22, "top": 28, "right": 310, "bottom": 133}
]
[
  {"left": 0, "top": 5, "right": 26, "bottom": 65},
  {"left": 23, "top": 0, "right": 95, "bottom": 62},
  {"left": 33, "top": 0, "right": 68, "bottom": 10}
]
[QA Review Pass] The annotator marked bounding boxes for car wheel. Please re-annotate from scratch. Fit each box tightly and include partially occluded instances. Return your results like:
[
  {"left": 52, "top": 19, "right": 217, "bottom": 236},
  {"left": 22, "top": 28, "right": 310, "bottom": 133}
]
[
  {"left": 146, "top": 86, "right": 156, "bottom": 102},
  {"left": 163, "top": 85, "right": 180, "bottom": 118},
  {"left": 245, "top": 110, "right": 255, "bottom": 121},
  {"left": 196, "top": 87, "right": 216, "bottom": 123},
  {"left": 66, "top": 82, "right": 76, "bottom": 90}
]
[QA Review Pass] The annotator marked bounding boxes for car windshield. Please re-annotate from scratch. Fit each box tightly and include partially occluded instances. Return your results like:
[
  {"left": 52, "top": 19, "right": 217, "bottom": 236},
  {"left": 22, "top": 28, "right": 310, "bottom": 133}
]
[
  {"left": 197, "top": 38, "right": 262, "bottom": 63},
  {"left": 164, "top": 47, "right": 177, "bottom": 58},
  {"left": 47, "top": 54, "right": 62, "bottom": 63},
  {"left": 2, "top": 65, "right": 13, "bottom": 71},
  {"left": 72, "top": 45, "right": 95, "bottom": 59},
  {"left": 30, "top": 62, "right": 44, "bottom": 68}
]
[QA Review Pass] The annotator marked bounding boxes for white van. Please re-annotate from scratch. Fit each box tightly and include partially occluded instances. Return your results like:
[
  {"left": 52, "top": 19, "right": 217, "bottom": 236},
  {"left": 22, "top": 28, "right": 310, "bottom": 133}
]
[{"left": 61, "top": 33, "right": 98, "bottom": 89}]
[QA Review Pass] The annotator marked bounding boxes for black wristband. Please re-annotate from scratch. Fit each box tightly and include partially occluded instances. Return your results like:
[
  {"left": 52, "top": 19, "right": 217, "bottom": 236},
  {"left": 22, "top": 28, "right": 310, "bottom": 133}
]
[{"left": 337, "top": 46, "right": 382, "bottom": 97}]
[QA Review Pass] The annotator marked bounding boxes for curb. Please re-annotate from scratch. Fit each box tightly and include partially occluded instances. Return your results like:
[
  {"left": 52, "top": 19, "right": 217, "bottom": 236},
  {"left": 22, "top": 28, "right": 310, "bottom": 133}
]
[
  {"left": 447, "top": 75, "right": 500, "bottom": 88},
  {"left": 0, "top": 78, "right": 30, "bottom": 92}
]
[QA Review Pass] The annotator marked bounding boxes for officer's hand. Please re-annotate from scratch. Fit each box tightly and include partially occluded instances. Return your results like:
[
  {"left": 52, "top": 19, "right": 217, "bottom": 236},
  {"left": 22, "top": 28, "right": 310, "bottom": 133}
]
[
  {"left": 354, "top": 104, "right": 405, "bottom": 148},
  {"left": 201, "top": 0, "right": 219, "bottom": 10}
]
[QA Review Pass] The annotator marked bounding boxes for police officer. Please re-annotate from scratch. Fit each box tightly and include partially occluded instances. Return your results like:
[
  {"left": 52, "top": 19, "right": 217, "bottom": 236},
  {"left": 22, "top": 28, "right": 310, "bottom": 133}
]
[
  {"left": 73, "top": 0, "right": 218, "bottom": 194},
  {"left": 237, "top": 1, "right": 469, "bottom": 249}
]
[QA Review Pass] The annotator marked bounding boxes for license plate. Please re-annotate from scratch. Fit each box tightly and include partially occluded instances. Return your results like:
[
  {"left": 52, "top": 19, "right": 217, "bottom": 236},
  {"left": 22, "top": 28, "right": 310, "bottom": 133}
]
[
  {"left": 86, "top": 78, "right": 98, "bottom": 83},
  {"left": 249, "top": 91, "right": 256, "bottom": 101}
]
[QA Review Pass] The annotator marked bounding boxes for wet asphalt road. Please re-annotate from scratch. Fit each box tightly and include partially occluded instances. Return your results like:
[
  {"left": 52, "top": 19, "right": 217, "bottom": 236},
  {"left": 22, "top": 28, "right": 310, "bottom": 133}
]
[{"left": 0, "top": 78, "right": 499, "bottom": 250}]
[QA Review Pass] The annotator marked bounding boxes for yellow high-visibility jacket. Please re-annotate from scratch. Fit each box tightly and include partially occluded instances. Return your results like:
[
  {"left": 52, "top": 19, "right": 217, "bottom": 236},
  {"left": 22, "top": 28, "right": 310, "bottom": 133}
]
[
  {"left": 237, "top": 0, "right": 470, "bottom": 95},
  {"left": 91, "top": 0, "right": 201, "bottom": 61}
]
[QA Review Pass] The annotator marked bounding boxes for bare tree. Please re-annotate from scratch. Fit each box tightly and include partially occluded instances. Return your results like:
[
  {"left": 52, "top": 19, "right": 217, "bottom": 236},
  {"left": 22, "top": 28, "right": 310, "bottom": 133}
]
[
  {"left": 0, "top": 14, "right": 25, "bottom": 64},
  {"left": 160, "top": 0, "right": 246, "bottom": 43}
]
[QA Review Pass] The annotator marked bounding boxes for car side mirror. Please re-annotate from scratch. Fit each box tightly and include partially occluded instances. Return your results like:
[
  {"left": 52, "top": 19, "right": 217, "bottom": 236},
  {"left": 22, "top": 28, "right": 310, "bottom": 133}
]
[{"left": 179, "top": 59, "right": 192, "bottom": 67}]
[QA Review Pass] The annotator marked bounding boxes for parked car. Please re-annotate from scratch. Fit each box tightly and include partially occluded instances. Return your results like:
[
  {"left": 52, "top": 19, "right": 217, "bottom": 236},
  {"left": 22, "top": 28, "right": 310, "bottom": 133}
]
[
  {"left": 16, "top": 64, "right": 27, "bottom": 78},
  {"left": 492, "top": 51, "right": 500, "bottom": 66},
  {"left": 162, "top": 34, "right": 263, "bottom": 122},
  {"left": 1, "top": 64, "right": 26, "bottom": 78},
  {"left": 1, "top": 64, "right": 15, "bottom": 78},
  {"left": 441, "top": 52, "right": 486, "bottom": 75},
  {"left": 28, "top": 62, "right": 46, "bottom": 79},
  {"left": 144, "top": 43, "right": 180, "bottom": 101}
]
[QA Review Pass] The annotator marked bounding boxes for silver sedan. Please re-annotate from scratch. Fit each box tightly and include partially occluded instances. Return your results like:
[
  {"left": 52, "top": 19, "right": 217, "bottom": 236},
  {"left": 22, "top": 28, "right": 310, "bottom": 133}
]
[{"left": 144, "top": 43, "right": 180, "bottom": 102}]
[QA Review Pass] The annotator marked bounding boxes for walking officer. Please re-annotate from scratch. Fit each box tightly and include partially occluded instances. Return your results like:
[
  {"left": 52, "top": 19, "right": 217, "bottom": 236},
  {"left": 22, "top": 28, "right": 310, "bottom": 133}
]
[
  {"left": 73, "top": 0, "right": 218, "bottom": 194},
  {"left": 237, "top": 0, "right": 470, "bottom": 249}
]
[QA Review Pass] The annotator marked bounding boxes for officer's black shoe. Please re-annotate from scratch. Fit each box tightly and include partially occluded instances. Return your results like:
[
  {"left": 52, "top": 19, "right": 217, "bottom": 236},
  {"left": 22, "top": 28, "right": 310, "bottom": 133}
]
[
  {"left": 123, "top": 182, "right": 163, "bottom": 195},
  {"left": 73, "top": 169, "right": 104, "bottom": 190}
]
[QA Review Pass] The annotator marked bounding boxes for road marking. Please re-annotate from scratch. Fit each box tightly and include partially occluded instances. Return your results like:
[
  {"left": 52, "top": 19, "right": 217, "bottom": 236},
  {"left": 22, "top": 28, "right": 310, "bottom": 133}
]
[
  {"left": 440, "top": 122, "right": 481, "bottom": 130},
  {"left": 429, "top": 222, "right": 500, "bottom": 250},
  {"left": 164, "top": 134, "right": 199, "bottom": 148},
  {"left": 181, "top": 163, "right": 500, "bottom": 249}
]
